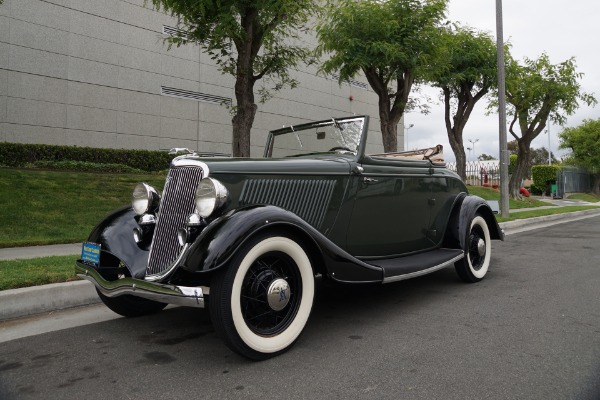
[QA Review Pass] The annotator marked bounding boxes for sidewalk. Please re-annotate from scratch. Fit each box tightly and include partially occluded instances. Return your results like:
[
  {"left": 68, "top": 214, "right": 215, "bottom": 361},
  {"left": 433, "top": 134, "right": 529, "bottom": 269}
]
[{"left": 1, "top": 207, "right": 600, "bottom": 321}]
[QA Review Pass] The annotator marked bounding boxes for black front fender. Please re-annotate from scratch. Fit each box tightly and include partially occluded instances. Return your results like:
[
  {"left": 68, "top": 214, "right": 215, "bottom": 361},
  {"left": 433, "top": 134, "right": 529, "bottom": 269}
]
[
  {"left": 457, "top": 195, "right": 505, "bottom": 248},
  {"left": 180, "top": 205, "right": 383, "bottom": 283},
  {"left": 87, "top": 206, "right": 149, "bottom": 279}
]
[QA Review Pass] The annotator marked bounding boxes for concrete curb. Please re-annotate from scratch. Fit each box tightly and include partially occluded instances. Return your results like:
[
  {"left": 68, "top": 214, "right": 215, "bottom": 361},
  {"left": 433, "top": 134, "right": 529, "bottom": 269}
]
[
  {"left": 499, "top": 208, "right": 600, "bottom": 233},
  {"left": 0, "top": 280, "right": 99, "bottom": 321},
  {"left": 1, "top": 209, "right": 599, "bottom": 322}
]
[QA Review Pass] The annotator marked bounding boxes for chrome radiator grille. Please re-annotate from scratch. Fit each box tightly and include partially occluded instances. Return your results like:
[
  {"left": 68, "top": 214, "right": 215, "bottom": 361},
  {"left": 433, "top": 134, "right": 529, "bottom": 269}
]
[
  {"left": 239, "top": 179, "right": 336, "bottom": 229},
  {"left": 146, "top": 166, "right": 203, "bottom": 277}
]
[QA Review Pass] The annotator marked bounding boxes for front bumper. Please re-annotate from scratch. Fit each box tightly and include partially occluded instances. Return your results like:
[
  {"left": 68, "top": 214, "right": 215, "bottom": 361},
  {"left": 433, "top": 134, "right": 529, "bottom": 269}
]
[{"left": 75, "top": 261, "right": 208, "bottom": 308}]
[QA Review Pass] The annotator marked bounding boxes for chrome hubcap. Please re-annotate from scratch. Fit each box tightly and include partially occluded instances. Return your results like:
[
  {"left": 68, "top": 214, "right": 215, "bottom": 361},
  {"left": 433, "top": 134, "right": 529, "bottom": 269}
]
[
  {"left": 267, "top": 278, "right": 291, "bottom": 311},
  {"left": 477, "top": 238, "right": 486, "bottom": 257}
]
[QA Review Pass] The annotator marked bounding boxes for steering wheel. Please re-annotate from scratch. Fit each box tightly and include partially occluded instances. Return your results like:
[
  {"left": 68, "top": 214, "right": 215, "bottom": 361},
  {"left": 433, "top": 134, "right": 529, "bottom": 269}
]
[{"left": 329, "top": 146, "right": 354, "bottom": 152}]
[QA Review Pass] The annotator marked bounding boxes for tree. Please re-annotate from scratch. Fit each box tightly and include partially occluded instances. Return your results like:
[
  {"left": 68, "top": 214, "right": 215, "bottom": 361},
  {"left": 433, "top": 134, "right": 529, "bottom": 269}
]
[
  {"left": 478, "top": 154, "right": 496, "bottom": 161},
  {"left": 428, "top": 26, "right": 497, "bottom": 181},
  {"left": 559, "top": 118, "right": 600, "bottom": 194},
  {"left": 507, "top": 140, "right": 557, "bottom": 173},
  {"left": 500, "top": 53, "right": 596, "bottom": 197},
  {"left": 316, "top": 0, "right": 447, "bottom": 153},
  {"left": 149, "top": 0, "right": 321, "bottom": 157}
]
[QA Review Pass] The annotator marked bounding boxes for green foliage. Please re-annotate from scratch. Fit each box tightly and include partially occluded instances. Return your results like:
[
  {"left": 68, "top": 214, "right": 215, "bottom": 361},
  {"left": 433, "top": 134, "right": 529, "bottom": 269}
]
[
  {"left": 317, "top": 0, "right": 446, "bottom": 89},
  {"left": 478, "top": 154, "right": 497, "bottom": 161},
  {"left": 148, "top": 0, "right": 319, "bottom": 103},
  {"left": 426, "top": 25, "right": 498, "bottom": 180},
  {"left": 30, "top": 161, "right": 145, "bottom": 174},
  {"left": 0, "top": 142, "right": 173, "bottom": 172},
  {"left": 316, "top": 0, "right": 447, "bottom": 152},
  {"left": 148, "top": 0, "right": 321, "bottom": 156},
  {"left": 559, "top": 118, "right": 600, "bottom": 171},
  {"left": 491, "top": 53, "right": 596, "bottom": 197},
  {"left": 531, "top": 164, "right": 562, "bottom": 195},
  {"left": 509, "top": 154, "right": 518, "bottom": 175},
  {"left": 429, "top": 25, "right": 497, "bottom": 96},
  {"left": 504, "top": 54, "right": 596, "bottom": 131}
]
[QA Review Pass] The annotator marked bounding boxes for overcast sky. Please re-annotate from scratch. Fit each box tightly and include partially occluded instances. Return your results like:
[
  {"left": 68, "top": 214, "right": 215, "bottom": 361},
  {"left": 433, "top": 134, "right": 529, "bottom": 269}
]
[{"left": 405, "top": 0, "right": 600, "bottom": 163}]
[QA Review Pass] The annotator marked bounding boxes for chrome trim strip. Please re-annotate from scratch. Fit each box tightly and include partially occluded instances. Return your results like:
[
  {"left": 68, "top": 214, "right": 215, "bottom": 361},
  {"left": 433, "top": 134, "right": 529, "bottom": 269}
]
[
  {"left": 170, "top": 157, "right": 210, "bottom": 176},
  {"left": 76, "top": 261, "right": 208, "bottom": 308},
  {"left": 382, "top": 253, "right": 464, "bottom": 284},
  {"left": 145, "top": 243, "right": 191, "bottom": 282}
]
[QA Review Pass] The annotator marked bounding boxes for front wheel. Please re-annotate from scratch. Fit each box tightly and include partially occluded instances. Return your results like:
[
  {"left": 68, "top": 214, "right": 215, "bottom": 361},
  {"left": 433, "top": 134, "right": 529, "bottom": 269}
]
[
  {"left": 209, "top": 234, "right": 315, "bottom": 360},
  {"left": 454, "top": 215, "right": 491, "bottom": 283}
]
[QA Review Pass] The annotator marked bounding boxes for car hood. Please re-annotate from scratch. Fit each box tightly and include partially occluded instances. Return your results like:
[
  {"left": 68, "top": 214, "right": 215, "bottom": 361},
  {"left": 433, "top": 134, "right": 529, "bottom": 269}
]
[{"left": 177, "top": 155, "right": 354, "bottom": 176}]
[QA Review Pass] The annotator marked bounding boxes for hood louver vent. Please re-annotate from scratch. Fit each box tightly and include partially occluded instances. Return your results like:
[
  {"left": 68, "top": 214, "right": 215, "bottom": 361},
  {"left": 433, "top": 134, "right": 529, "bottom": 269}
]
[{"left": 239, "top": 179, "right": 336, "bottom": 229}]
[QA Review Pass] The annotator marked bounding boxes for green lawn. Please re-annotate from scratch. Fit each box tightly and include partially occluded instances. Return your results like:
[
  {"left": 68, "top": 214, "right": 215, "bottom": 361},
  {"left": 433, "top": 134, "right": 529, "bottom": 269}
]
[
  {"left": 0, "top": 255, "right": 78, "bottom": 290},
  {"left": 566, "top": 193, "right": 600, "bottom": 203},
  {"left": 496, "top": 205, "right": 599, "bottom": 223},
  {"left": 0, "top": 168, "right": 165, "bottom": 248},
  {"left": 467, "top": 185, "right": 552, "bottom": 209}
]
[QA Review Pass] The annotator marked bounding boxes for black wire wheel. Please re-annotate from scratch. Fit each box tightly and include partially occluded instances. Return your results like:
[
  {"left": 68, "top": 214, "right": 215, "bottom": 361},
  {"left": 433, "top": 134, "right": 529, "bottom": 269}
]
[
  {"left": 209, "top": 233, "right": 315, "bottom": 360},
  {"left": 455, "top": 215, "right": 492, "bottom": 283}
]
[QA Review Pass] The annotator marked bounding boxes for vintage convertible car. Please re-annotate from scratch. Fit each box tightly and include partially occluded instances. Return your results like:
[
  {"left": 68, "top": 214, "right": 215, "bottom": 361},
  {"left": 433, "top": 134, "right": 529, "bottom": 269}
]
[{"left": 76, "top": 115, "right": 503, "bottom": 360}]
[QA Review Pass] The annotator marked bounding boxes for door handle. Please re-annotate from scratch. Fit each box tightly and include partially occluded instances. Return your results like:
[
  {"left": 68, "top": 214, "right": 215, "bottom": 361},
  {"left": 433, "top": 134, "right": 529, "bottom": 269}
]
[{"left": 363, "top": 177, "right": 379, "bottom": 184}]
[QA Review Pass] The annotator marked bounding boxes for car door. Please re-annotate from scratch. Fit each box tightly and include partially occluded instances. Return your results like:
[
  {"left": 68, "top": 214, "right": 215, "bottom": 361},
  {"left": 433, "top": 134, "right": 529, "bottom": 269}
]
[{"left": 346, "top": 160, "right": 433, "bottom": 257}]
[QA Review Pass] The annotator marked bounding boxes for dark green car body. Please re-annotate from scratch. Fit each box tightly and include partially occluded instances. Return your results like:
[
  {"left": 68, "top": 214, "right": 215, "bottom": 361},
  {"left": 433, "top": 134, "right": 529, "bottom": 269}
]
[{"left": 76, "top": 115, "right": 503, "bottom": 359}]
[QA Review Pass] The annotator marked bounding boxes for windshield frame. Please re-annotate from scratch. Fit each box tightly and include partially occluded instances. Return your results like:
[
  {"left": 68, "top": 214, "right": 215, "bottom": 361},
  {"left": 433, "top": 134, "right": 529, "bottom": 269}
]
[{"left": 264, "top": 116, "right": 370, "bottom": 160}]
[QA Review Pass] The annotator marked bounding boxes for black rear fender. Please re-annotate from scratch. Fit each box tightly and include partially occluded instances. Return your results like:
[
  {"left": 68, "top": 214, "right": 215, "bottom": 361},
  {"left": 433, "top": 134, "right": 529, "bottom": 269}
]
[{"left": 444, "top": 194, "right": 504, "bottom": 249}]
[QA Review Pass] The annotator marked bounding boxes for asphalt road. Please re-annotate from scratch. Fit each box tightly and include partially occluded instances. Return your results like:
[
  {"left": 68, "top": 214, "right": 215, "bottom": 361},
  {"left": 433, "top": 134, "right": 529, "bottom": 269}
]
[{"left": 1, "top": 218, "right": 599, "bottom": 400}]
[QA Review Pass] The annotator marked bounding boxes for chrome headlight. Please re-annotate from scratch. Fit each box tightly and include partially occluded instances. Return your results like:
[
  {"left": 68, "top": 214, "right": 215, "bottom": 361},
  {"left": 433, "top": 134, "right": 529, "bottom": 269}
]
[
  {"left": 132, "top": 183, "right": 161, "bottom": 216},
  {"left": 195, "top": 177, "right": 228, "bottom": 218}
]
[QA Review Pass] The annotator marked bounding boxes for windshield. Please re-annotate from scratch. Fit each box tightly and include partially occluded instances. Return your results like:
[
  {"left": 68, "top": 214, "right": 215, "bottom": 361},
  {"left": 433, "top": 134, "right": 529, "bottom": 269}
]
[{"left": 266, "top": 117, "right": 365, "bottom": 158}]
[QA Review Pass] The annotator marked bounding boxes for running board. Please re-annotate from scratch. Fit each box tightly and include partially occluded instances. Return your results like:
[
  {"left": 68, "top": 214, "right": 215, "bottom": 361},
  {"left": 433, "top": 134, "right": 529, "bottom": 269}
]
[{"left": 366, "top": 248, "right": 464, "bottom": 284}]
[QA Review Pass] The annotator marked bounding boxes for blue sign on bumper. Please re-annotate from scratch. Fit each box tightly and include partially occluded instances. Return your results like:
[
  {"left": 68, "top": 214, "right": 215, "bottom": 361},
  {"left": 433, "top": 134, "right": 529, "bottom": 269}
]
[{"left": 81, "top": 242, "right": 101, "bottom": 267}]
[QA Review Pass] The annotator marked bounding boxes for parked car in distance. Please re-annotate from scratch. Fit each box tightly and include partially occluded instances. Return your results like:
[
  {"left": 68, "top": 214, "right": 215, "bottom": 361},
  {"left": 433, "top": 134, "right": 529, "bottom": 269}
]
[{"left": 76, "top": 115, "right": 504, "bottom": 360}]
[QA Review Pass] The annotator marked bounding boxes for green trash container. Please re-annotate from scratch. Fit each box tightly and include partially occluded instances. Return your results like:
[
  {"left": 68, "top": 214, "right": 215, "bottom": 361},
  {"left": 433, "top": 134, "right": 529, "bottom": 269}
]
[{"left": 551, "top": 183, "right": 557, "bottom": 198}]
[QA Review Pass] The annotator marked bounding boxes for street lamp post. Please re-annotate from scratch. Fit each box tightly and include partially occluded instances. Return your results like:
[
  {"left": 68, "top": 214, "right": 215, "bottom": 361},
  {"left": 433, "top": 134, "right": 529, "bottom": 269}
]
[
  {"left": 547, "top": 124, "right": 551, "bottom": 165},
  {"left": 496, "top": 0, "right": 510, "bottom": 217},
  {"left": 404, "top": 123, "right": 414, "bottom": 151},
  {"left": 468, "top": 138, "right": 479, "bottom": 161}
]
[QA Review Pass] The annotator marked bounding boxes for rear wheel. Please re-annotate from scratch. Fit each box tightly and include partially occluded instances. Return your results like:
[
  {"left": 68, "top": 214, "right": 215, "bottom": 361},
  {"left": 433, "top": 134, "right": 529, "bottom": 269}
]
[
  {"left": 96, "top": 290, "right": 167, "bottom": 317},
  {"left": 209, "top": 234, "right": 315, "bottom": 360},
  {"left": 455, "top": 215, "right": 491, "bottom": 283}
]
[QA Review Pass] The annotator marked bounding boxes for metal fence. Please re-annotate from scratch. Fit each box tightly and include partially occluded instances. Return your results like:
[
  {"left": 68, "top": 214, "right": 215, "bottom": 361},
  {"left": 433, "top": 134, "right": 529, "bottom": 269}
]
[
  {"left": 556, "top": 167, "right": 591, "bottom": 197},
  {"left": 447, "top": 161, "right": 592, "bottom": 195},
  {"left": 446, "top": 161, "right": 501, "bottom": 188}
]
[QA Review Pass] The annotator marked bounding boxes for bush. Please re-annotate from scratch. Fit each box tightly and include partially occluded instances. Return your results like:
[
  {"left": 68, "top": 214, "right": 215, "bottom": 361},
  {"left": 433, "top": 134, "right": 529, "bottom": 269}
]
[
  {"left": 508, "top": 154, "right": 518, "bottom": 175},
  {"left": 31, "top": 160, "right": 146, "bottom": 174},
  {"left": 531, "top": 164, "right": 562, "bottom": 195},
  {"left": 0, "top": 142, "right": 174, "bottom": 172}
]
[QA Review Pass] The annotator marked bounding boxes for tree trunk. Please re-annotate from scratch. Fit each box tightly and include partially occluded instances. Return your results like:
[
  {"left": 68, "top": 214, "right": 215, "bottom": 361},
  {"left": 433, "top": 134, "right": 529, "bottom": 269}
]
[
  {"left": 442, "top": 86, "right": 487, "bottom": 182},
  {"left": 448, "top": 129, "right": 467, "bottom": 181},
  {"left": 230, "top": 9, "right": 261, "bottom": 158},
  {"left": 380, "top": 118, "right": 398, "bottom": 153},
  {"left": 231, "top": 83, "right": 257, "bottom": 157},
  {"left": 363, "top": 67, "right": 410, "bottom": 154},
  {"left": 509, "top": 139, "right": 531, "bottom": 197},
  {"left": 592, "top": 174, "right": 600, "bottom": 195}
]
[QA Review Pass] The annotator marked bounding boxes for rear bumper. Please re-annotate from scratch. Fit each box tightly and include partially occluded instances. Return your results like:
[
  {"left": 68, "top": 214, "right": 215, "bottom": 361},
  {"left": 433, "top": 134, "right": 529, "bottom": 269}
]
[{"left": 75, "top": 260, "right": 208, "bottom": 308}]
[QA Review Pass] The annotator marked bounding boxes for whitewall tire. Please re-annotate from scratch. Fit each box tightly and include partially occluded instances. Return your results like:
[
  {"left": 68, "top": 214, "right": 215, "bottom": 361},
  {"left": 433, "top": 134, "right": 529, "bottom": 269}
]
[
  {"left": 210, "top": 233, "right": 315, "bottom": 360},
  {"left": 454, "top": 215, "right": 491, "bottom": 283}
]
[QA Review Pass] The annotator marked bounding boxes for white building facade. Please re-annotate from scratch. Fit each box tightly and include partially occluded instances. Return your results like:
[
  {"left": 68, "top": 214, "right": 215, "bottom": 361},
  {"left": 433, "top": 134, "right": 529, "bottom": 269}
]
[{"left": 0, "top": 0, "right": 404, "bottom": 156}]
